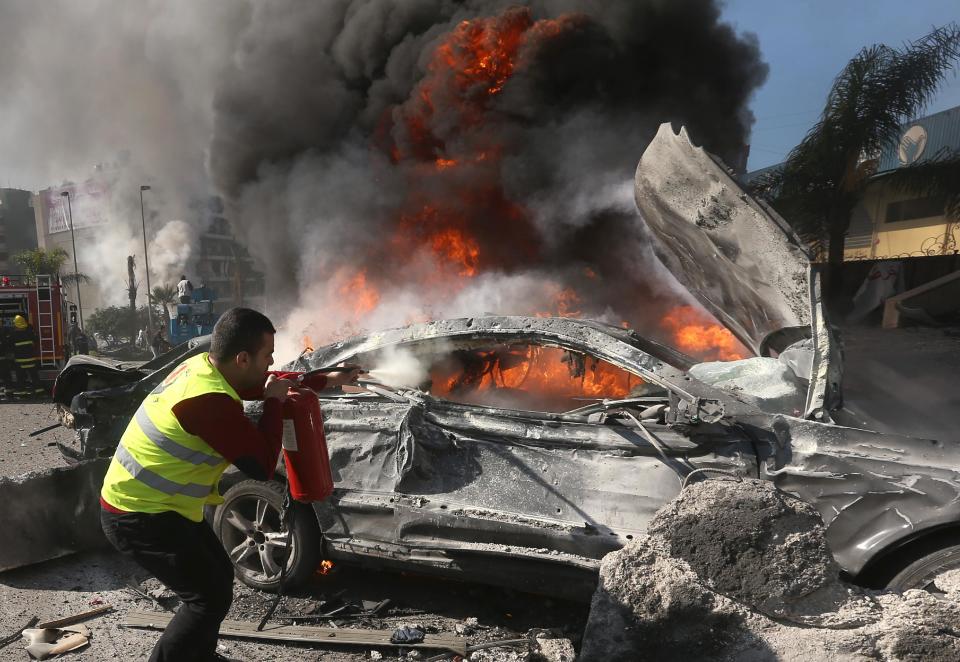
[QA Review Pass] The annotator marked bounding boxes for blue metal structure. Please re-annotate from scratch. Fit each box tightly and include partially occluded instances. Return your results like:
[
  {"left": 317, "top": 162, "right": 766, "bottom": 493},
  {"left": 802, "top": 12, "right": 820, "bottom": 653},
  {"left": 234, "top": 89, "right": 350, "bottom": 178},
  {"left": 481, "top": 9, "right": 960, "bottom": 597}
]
[{"left": 166, "top": 302, "right": 219, "bottom": 346}]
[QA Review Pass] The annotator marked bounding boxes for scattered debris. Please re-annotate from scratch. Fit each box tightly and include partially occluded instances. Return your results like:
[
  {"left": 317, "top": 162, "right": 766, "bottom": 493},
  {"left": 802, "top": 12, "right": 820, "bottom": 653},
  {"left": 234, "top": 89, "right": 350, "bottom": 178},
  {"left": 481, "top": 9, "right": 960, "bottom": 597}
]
[
  {"left": 122, "top": 610, "right": 468, "bottom": 655},
  {"left": 22, "top": 624, "right": 90, "bottom": 660},
  {"left": 530, "top": 630, "right": 575, "bottom": 662},
  {"left": 28, "top": 423, "right": 63, "bottom": 437},
  {"left": 391, "top": 625, "right": 427, "bottom": 644},
  {"left": 124, "top": 582, "right": 174, "bottom": 611}
]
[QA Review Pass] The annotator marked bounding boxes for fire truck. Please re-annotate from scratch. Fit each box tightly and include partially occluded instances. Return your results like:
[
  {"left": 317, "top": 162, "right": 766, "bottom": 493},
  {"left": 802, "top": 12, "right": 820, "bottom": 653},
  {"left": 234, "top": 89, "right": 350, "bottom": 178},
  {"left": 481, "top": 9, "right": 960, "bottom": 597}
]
[{"left": 0, "top": 274, "right": 74, "bottom": 384}]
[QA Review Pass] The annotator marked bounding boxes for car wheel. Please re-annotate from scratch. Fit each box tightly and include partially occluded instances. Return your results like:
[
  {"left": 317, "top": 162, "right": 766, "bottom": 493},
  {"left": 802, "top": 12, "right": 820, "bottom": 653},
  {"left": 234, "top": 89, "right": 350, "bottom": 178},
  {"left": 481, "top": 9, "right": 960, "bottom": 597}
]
[
  {"left": 213, "top": 479, "right": 323, "bottom": 593},
  {"left": 886, "top": 542, "right": 960, "bottom": 592}
]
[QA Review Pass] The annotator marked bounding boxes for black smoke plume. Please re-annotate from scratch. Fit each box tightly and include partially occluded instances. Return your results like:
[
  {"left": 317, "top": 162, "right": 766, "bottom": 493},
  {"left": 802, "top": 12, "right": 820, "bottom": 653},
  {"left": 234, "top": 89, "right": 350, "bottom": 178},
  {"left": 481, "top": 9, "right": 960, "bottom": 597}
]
[{"left": 206, "top": 0, "right": 766, "bottom": 355}]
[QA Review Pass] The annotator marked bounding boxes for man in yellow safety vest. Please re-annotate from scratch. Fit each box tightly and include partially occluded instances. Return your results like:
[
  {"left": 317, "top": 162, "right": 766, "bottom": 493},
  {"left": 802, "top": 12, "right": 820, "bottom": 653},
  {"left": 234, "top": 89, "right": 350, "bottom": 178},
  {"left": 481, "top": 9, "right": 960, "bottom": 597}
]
[{"left": 100, "top": 307, "right": 357, "bottom": 661}]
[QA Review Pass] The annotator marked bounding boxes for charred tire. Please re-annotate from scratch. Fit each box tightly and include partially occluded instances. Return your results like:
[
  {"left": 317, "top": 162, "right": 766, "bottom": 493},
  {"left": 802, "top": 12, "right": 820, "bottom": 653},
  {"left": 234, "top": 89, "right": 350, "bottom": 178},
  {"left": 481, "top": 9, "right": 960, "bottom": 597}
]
[
  {"left": 885, "top": 542, "right": 960, "bottom": 592},
  {"left": 213, "top": 479, "right": 323, "bottom": 593}
]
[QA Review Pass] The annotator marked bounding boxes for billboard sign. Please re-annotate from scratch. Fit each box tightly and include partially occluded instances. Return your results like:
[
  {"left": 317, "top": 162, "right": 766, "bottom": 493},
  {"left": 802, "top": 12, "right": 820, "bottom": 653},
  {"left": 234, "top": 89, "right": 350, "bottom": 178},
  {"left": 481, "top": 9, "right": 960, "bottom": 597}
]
[{"left": 45, "top": 181, "right": 111, "bottom": 234}]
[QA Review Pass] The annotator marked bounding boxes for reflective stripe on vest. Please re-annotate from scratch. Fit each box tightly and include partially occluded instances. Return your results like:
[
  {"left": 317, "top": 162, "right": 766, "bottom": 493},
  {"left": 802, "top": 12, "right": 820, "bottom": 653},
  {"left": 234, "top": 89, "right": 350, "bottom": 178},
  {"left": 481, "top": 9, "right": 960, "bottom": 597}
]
[
  {"left": 113, "top": 444, "right": 212, "bottom": 499},
  {"left": 101, "top": 353, "right": 238, "bottom": 521},
  {"left": 134, "top": 406, "right": 222, "bottom": 467},
  {"left": 14, "top": 341, "right": 32, "bottom": 346}
]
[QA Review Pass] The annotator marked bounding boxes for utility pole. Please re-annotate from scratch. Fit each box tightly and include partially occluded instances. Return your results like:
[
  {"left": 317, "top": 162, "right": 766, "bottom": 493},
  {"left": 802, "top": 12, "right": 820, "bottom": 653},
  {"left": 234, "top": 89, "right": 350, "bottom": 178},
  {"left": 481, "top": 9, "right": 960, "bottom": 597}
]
[
  {"left": 139, "top": 185, "right": 153, "bottom": 334},
  {"left": 127, "top": 255, "right": 138, "bottom": 343},
  {"left": 60, "top": 191, "right": 83, "bottom": 330}
]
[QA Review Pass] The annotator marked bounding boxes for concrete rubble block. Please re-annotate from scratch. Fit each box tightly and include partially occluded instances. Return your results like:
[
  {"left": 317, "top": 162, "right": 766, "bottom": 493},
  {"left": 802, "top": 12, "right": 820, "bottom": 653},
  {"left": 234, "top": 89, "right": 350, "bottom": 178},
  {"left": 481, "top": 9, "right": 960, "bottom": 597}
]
[
  {"left": 579, "top": 534, "right": 750, "bottom": 661},
  {"left": 580, "top": 478, "right": 960, "bottom": 661},
  {"left": 0, "top": 458, "right": 111, "bottom": 572},
  {"left": 646, "top": 478, "right": 859, "bottom": 623}
]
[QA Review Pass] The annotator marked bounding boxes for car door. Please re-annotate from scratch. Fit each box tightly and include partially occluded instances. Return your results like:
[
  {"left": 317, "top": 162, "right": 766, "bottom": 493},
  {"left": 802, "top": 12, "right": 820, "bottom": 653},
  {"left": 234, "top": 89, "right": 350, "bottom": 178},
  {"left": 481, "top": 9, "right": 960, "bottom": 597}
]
[{"left": 373, "top": 340, "right": 758, "bottom": 562}]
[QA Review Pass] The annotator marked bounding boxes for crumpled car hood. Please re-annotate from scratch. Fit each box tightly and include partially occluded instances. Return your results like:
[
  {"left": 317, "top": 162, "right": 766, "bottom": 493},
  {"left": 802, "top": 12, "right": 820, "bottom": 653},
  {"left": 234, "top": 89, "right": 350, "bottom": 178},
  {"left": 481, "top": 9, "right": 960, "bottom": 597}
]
[{"left": 635, "top": 124, "right": 812, "bottom": 356}]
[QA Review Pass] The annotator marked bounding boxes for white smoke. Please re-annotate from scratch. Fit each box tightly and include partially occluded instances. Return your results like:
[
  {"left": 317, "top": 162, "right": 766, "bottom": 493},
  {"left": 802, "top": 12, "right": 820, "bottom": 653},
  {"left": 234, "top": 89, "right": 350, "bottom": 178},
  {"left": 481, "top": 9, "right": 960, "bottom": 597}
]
[
  {"left": 148, "top": 220, "right": 194, "bottom": 286},
  {"left": 366, "top": 346, "right": 429, "bottom": 389},
  {"left": 0, "top": 0, "right": 243, "bottom": 309}
]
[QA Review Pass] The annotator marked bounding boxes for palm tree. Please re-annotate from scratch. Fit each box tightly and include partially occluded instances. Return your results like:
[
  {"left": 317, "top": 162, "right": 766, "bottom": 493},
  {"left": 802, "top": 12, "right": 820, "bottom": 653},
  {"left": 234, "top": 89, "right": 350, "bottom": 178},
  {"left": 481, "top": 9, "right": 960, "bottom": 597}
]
[
  {"left": 752, "top": 24, "right": 960, "bottom": 293},
  {"left": 13, "top": 247, "right": 91, "bottom": 285},
  {"left": 149, "top": 284, "right": 178, "bottom": 322}
]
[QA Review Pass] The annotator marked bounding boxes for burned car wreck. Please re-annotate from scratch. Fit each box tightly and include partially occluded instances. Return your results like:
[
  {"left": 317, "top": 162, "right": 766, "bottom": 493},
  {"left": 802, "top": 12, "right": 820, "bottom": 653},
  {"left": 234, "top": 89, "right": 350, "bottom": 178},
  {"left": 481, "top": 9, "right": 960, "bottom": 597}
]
[{"left": 53, "top": 124, "right": 960, "bottom": 599}]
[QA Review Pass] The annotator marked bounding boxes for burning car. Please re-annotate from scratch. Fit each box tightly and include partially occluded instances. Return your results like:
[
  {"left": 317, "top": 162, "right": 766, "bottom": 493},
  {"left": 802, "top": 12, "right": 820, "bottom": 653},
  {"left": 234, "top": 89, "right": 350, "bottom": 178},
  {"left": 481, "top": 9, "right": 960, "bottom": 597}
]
[{"left": 53, "top": 125, "right": 960, "bottom": 599}]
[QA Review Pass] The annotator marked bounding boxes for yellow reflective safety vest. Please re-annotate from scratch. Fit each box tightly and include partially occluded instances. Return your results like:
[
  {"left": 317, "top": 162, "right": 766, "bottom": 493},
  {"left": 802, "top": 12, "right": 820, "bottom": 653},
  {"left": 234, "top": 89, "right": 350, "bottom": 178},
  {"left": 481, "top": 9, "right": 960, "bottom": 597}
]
[
  {"left": 101, "top": 353, "right": 236, "bottom": 522},
  {"left": 12, "top": 327, "right": 37, "bottom": 368}
]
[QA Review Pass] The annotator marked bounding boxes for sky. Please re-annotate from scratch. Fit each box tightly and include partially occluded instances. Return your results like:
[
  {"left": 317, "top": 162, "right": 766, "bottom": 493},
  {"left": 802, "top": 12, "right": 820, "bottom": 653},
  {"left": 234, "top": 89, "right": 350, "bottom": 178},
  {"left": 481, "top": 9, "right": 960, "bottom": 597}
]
[{"left": 720, "top": 0, "right": 960, "bottom": 172}]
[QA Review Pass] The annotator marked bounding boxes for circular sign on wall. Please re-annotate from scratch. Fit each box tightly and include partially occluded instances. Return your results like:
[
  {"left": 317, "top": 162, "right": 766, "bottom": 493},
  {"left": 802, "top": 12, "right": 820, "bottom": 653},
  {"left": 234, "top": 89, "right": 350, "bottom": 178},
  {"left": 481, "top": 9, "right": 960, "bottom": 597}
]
[{"left": 898, "top": 125, "right": 928, "bottom": 165}]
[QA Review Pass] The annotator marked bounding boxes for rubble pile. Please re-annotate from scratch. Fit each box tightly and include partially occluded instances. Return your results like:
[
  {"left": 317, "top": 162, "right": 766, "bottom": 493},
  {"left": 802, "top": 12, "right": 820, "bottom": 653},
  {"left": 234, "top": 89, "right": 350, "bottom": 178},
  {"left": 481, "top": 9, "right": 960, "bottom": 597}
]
[{"left": 580, "top": 479, "right": 960, "bottom": 662}]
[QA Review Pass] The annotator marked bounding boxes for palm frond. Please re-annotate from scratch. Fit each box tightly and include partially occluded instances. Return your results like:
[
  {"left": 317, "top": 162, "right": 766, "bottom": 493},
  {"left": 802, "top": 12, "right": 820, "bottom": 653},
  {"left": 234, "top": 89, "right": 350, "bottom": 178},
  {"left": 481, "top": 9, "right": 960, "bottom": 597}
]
[{"left": 60, "top": 272, "right": 92, "bottom": 286}]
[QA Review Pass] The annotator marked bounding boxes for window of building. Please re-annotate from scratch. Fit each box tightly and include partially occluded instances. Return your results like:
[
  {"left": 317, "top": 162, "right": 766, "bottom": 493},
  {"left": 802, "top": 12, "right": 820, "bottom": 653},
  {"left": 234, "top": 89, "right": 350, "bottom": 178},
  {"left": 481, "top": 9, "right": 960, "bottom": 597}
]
[{"left": 885, "top": 196, "right": 945, "bottom": 223}]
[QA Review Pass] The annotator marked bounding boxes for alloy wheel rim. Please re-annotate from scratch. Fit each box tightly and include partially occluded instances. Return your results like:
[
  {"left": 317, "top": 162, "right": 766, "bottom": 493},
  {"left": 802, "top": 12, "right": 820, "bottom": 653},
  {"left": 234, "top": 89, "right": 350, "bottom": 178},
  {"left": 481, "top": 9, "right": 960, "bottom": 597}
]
[{"left": 220, "top": 495, "right": 293, "bottom": 583}]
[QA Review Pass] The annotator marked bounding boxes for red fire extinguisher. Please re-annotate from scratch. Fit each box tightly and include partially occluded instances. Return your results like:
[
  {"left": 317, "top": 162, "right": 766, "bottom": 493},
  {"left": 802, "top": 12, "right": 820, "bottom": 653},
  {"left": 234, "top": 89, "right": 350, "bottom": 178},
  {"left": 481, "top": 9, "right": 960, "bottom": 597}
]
[{"left": 280, "top": 389, "right": 334, "bottom": 502}]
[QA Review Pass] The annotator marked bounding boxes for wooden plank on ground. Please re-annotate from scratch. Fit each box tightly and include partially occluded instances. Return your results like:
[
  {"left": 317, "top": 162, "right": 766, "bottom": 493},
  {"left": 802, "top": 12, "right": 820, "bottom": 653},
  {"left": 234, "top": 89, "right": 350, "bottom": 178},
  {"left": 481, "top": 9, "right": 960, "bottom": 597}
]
[
  {"left": 37, "top": 605, "right": 114, "bottom": 629},
  {"left": 121, "top": 611, "right": 467, "bottom": 656}
]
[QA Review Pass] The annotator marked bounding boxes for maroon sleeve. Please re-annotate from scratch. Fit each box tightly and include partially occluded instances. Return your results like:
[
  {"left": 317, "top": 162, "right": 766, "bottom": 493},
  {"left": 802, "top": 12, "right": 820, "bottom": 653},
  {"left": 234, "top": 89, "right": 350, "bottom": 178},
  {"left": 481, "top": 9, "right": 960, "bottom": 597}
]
[
  {"left": 234, "top": 371, "right": 328, "bottom": 401},
  {"left": 172, "top": 393, "right": 285, "bottom": 480}
]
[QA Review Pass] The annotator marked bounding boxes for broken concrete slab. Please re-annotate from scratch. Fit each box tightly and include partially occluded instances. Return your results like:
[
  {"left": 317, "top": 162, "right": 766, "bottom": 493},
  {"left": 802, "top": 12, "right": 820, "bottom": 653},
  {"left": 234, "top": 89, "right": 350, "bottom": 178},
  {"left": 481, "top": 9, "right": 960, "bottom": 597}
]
[
  {"left": 0, "top": 458, "right": 110, "bottom": 572},
  {"left": 580, "top": 479, "right": 960, "bottom": 661}
]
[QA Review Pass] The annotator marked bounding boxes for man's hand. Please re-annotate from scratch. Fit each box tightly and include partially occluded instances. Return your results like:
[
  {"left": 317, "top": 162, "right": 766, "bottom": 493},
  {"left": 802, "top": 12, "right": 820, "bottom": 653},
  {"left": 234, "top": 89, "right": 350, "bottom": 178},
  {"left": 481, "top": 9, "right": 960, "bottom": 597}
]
[
  {"left": 264, "top": 375, "right": 296, "bottom": 402},
  {"left": 324, "top": 366, "right": 362, "bottom": 388}
]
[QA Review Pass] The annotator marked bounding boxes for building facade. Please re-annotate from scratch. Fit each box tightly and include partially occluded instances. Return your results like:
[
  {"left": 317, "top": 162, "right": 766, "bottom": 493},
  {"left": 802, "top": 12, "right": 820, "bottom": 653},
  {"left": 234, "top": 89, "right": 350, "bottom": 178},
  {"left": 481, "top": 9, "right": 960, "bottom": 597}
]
[
  {"left": 846, "top": 105, "right": 960, "bottom": 260},
  {"left": 744, "top": 104, "right": 960, "bottom": 262},
  {"left": 192, "top": 197, "right": 264, "bottom": 313},
  {"left": 0, "top": 188, "right": 39, "bottom": 273},
  {"left": 31, "top": 178, "right": 113, "bottom": 315}
]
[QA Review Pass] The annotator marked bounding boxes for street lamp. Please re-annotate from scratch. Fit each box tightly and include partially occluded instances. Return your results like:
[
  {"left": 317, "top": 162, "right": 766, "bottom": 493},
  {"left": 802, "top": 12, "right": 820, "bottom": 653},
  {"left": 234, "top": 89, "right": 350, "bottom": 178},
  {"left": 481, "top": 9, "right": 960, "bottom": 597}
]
[
  {"left": 59, "top": 191, "right": 83, "bottom": 330},
  {"left": 139, "top": 185, "right": 153, "bottom": 334}
]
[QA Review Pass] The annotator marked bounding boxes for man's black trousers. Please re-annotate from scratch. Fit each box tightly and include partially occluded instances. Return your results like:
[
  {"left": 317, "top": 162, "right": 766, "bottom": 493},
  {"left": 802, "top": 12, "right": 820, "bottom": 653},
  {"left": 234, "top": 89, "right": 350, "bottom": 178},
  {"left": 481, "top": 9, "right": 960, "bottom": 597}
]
[{"left": 101, "top": 508, "right": 234, "bottom": 662}]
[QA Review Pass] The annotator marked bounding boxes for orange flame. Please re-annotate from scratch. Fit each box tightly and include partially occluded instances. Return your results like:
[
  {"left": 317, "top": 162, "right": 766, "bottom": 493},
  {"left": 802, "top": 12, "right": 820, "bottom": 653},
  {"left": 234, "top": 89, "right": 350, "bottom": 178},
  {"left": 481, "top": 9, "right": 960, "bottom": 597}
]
[
  {"left": 302, "top": 335, "right": 314, "bottom": 353},
  {"left": 318, "top": 559, "right": 334, "bottom": 576},
  {"left": 430, "top": 228, "right": 480, "bottom": 277},
  {"left": 430, "top": 345, "right": 636, "bottom": 407},
  {"left": 535, "top": 285, "right": 582, "bottom": 318},
  {"left": 661, "top": 306, "right": 747, "bottom": 362},
  {"left": 396, "top": 204, "right": 483, "bottom": 278},
  {"left": 335, "top": 269, "right": 381, "bottom": 317}
]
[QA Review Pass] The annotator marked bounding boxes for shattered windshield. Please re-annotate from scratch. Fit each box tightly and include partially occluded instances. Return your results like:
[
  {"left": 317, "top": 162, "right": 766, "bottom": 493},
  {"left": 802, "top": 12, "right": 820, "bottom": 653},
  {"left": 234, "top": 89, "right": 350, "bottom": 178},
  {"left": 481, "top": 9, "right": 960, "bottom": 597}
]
[{"left": 360, "top": 340, "right": 646, "bottom": 413}]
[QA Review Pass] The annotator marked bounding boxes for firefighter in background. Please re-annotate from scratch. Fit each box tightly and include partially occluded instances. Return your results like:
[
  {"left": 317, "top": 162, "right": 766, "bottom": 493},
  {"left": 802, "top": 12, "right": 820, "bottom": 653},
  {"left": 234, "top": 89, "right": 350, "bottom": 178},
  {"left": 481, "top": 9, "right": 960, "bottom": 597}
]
[{"left": 12, "top": 315, "right": 43, "bottom": 397}]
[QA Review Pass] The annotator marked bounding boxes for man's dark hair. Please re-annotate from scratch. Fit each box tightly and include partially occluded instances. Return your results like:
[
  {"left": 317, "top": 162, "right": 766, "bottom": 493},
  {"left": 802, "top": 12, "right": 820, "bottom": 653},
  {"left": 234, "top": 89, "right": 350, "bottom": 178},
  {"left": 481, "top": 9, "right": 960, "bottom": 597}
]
[{"left": 209, "top": 308, "right": 276, "bottom": 361}]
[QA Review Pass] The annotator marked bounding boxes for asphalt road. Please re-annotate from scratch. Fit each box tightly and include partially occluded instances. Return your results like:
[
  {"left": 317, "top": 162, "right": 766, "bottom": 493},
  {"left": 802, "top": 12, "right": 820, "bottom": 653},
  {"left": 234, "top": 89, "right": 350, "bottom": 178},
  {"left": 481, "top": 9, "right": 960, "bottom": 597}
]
[{"left": 0, "top": 400, "right": 74, "bottom": 477}]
